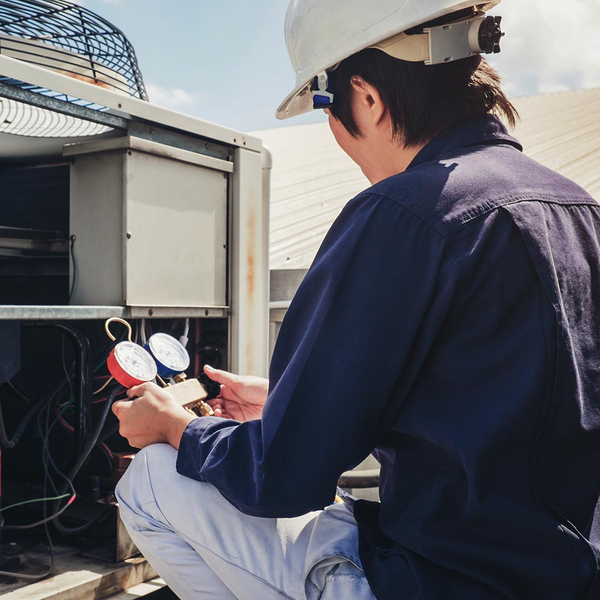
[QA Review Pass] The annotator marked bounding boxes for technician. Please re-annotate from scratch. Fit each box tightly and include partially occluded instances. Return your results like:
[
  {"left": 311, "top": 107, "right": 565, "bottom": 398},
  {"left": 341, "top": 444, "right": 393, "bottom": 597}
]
[{"left": 112, "top": 1, "right": 600, "bottom": 598}]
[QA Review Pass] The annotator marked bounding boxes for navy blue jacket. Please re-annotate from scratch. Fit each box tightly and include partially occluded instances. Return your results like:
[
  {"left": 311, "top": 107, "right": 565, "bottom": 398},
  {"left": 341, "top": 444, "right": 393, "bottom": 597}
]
[{"left": 177, "top": 116, "right": 600, "bottom": 599}]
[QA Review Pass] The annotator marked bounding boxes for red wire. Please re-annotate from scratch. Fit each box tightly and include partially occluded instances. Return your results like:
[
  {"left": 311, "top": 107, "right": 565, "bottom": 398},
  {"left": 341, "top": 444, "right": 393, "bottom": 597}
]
[
  {"left": 6, "top": 382, "right": 32, "bottom": 404},
  {"left": 101, "top": 443, "right": 114, "bottom": 458}
]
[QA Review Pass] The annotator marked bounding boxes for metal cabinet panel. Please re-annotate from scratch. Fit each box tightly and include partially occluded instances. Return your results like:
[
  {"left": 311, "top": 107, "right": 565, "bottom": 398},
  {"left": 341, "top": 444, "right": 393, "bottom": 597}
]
[
  {"left": 123, "top": 151, "right": 227, "bottom": 308},
  {"left": 69, "top": 137, "right": 228, "bottom": 310}
]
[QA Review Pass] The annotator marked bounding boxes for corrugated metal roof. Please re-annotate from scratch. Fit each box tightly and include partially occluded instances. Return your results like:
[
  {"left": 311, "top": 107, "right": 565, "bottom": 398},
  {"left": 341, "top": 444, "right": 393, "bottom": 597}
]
[{"left": 253, "top": 88, "right": 600, "bottom": 270}]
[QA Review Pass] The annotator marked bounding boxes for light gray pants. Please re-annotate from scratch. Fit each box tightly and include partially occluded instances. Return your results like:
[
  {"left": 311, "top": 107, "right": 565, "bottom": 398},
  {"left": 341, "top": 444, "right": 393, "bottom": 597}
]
[{"left": 115, "top": 444, "right": 376, "bottom": 600}]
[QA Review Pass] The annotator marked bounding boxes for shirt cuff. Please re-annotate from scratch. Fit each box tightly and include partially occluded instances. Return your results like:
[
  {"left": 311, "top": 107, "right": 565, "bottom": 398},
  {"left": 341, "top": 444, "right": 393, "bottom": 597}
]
[{"left": 175, "top": 417, "right": 221, "bottom": 482}]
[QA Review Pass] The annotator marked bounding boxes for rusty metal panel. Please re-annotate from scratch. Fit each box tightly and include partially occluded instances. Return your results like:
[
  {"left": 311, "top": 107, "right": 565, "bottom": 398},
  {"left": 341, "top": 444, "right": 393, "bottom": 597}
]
[{"left": 229, "top": 147, "right": 270, "bottom": 377}]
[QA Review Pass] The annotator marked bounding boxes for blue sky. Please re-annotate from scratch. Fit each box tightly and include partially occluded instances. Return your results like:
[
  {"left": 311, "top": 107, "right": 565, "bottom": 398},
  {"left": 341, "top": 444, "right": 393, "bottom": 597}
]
[{"left": 80, "top": 0, "right": 600, "bottom": 133}]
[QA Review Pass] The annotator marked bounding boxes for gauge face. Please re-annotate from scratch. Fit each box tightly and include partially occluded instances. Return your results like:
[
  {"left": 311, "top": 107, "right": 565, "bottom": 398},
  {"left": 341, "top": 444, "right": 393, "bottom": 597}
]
[
  {"left": 114, "top": 342, "right": 157, "bottom": 382},
  {"left": 148, "top": 333, "right": 190, "bottom": 372}
]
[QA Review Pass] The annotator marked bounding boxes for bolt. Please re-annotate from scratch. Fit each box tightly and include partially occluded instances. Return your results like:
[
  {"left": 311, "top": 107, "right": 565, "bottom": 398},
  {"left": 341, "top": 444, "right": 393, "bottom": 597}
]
[
  {"left": 148, "top": 309, "right": 154, "bottom": 317},
  {"left": 205, "top": 310, "right": 209, "bottom": 316},
  {"left": 149, "top": 127, "right": 155, "bottom": 134},
  {"left": 126, "top": 232, "right": 132, "bottom": 239},
  {"left": 70, "top": 234, "right": 76, "bottom": 242}
]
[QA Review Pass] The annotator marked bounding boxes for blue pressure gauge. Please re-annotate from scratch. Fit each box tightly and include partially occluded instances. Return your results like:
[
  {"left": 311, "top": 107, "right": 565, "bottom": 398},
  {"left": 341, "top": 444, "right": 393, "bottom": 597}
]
[{"left": 144, "top": 333, "right": 190, "bottom": 379}]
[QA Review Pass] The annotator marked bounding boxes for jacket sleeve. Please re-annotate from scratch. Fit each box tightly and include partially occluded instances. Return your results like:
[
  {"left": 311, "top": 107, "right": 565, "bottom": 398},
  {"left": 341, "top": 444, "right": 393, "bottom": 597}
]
[{"left": 176, "top": 193, "right": 458, "bottom": 517}]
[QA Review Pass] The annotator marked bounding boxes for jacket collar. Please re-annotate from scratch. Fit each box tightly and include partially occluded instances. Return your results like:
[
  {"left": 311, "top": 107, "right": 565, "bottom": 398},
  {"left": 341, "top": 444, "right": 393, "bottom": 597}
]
[{"left": 407, "top": 115, "right": 523, "bottom": 171}]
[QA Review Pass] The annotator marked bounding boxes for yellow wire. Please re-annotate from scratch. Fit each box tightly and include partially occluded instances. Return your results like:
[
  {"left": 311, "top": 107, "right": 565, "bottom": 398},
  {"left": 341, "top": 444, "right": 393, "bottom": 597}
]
[
  {"left": 93, "top": 376, "right": 114, "bottom": 396},
  {"left": 104, "top": 318, "right": 132, "bottom": 342}
]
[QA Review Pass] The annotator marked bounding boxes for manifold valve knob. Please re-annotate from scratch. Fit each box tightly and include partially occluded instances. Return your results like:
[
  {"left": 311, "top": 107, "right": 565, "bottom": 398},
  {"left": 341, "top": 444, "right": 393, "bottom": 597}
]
[{"left": 478, "top": 15, "right": 504, "bottom": 54}]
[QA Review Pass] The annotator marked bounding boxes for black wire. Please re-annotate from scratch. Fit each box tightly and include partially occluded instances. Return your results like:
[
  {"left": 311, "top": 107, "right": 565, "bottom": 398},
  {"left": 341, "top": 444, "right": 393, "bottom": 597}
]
[
  {"left": 0, "top": 380, "right": 67, "bottom": 449},
  {"left": 68, "top": 235, "right": 76, "bottom": 302},
  {"left": 51, "top": 386, "right": 119, "bottom": 534},
  {"left": 0, "top": 396, "right": 63, "bottom": 579},
  {"left": 0, "top": 375, "right": 77, "bottom": 533},
  {"left": 0, "top": 337, "right": 118, "bottom": 578}
]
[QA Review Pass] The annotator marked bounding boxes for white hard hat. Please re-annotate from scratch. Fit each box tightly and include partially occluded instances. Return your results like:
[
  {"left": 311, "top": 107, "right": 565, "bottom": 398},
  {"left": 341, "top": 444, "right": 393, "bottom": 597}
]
[{"left": 276, "top": 0, "right": 503, "bottom": 120}]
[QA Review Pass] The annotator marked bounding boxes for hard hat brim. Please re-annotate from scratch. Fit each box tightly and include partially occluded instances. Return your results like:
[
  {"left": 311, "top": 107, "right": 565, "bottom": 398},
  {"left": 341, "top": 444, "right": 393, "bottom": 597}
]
[{"left": 275, "top": 81, "right": 314, "bottom": 120}]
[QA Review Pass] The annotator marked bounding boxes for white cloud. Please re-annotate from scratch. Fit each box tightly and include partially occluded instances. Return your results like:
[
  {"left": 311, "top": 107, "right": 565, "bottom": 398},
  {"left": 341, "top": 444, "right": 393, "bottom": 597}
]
[
  {"left": 145, "top": 83, "right": 207, "bottom": 111},
  {"left": 493, "top": 0, "right": 600, "bottom": 96}
]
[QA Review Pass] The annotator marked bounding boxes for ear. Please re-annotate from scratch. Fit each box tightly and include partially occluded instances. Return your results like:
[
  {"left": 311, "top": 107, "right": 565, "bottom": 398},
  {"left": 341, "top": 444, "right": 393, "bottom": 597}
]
[{"left": 349, "top": 76, "right": 386, "bottom": 127}]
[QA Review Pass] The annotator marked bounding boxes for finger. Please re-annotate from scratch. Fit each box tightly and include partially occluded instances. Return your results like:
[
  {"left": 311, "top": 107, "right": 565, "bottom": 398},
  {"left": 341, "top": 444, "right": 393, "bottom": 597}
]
[
  {"left": 112, "top": 399, "right": 130, "bottom": 417},
  {"left": 206, "top": 399, "right": 224, "bottom": 409},
  {"left": 212, "top": 407, "right": 233, "bottom": 419},
  {"left": 128, "top": 382, "right": 150, "bottom": 398},
  {"left": 127, "top": 386, "right": 139, "bottom": 399},
  {"left": 204, "top": 365, "right": 239, "bottom": 386}
]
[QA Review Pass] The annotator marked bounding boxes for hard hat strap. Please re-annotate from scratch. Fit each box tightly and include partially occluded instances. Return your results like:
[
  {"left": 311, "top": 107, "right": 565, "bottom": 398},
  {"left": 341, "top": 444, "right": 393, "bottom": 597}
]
[{"left": 311, "top": 71, "right": 335, "bottom": 110}]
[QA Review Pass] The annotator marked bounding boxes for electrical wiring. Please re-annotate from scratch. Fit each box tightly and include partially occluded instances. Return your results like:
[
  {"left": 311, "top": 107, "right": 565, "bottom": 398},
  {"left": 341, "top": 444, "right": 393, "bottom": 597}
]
[
  {"left": 5, "top": 381, "right": 32, "bottom": 404},
  {"left": 51, "top": 386, "right": 120, "bottom": 534},
  {"left": 0, "top": 494, "right": 72, "bottom": 514},
  {"left": 2, "top": 496, "right": 76, "bottom": 531},
  {"left": 0, "top": 382, "right": 65, "bottom": 449},
  {"left": 0, "top": 321, "right": 146, "bottom": 576},
  {"left": 0, "top": 327, "right": 130, "bottom": 577},
  {"left": 0, "top": 399, "right": 68, "bottom": 580},
  {"left": 68, "top": 235, "right": 77, "bottom": 302},
  {"left": 2, "top": 399, "right": 77, "bottom": 533},
  {"left": 52, "top": 393, "right": 117, "bottom": 473},
  {"left": 93, "top": 376, "right": 114, "bottom": 396}
]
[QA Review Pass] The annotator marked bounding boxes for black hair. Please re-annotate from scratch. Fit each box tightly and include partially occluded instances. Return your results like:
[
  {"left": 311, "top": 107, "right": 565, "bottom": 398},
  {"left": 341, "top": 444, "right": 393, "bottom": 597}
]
[{"left": 328, "top": 50, "right": 519, "bottom": 148}]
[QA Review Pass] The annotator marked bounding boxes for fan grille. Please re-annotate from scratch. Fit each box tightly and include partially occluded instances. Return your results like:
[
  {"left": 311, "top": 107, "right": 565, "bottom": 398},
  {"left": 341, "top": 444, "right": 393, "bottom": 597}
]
[
  {"left": 0, "top": 0, "right": 147, "bottom": 139},
  {"left": 0, "top": 0, "right": 147, "bottom": 100}
]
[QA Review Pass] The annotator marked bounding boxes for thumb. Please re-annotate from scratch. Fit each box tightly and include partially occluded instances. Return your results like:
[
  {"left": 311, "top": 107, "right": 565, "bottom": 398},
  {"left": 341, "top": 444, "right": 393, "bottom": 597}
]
[
  {"left": 204, "top": 365, "right": 239, "bottom": 386},
  {"left": 112, "top": 399, "right": 130, "bottom": 418}
]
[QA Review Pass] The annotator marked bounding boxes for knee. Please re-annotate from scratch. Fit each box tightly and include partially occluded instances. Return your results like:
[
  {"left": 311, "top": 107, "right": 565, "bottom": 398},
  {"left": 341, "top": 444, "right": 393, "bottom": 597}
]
[{"left": 115, "top": 443, "right": 177, "bottom": 512}]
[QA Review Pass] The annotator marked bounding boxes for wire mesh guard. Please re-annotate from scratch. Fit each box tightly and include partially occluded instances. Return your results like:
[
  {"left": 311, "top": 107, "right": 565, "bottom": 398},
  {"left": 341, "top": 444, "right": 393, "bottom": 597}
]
[{"left": 0, "top": 0, "right": 148, "bottom": 138}]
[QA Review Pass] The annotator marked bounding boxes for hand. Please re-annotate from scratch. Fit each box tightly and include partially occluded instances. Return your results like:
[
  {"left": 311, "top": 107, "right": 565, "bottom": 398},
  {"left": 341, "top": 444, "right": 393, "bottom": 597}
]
[
  {"left": 112, "top": 382, "right": 197, "bottom": 450},
  {"left": 204, "top": 365, "right": 269, "bottom": 422}
]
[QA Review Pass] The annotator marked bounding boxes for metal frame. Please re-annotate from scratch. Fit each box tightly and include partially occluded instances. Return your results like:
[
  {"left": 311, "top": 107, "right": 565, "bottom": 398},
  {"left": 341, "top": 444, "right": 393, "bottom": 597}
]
[
  {"left": 0, "top": 53, "right": 262, "bottom": 151},
  {"left": 0, "top": 50, "right": 269, "bottom": 377},
  {"left": 0, "top": 80, "right": 127, "bottom": 129},
  {"left": 229, "top": 147, "right": 270, "bottom": 377}
]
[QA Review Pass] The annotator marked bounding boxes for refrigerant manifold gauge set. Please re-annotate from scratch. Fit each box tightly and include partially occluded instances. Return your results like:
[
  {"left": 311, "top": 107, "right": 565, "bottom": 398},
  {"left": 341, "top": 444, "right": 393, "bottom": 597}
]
[
  {"left": 104, "top": 318, "right": 216, "bottom": 416},
  {"left": 105, "top": 318, "right": 190, "bottom": 387}
]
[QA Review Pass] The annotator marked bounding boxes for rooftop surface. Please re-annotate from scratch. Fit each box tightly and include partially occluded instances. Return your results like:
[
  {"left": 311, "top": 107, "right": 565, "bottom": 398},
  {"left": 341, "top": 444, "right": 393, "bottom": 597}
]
[{"left": 254, "top": 88, "right": 600, "bottom": 270}]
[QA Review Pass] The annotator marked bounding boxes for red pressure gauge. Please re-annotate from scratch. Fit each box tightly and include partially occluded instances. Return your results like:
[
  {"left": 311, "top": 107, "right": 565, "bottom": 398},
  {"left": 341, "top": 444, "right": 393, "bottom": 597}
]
[
  {"left": 107, "top": 341, "right": 157, "bottom": 388},
  {"left": 105, "top": 318, "right": 157, "bottom": 388}
]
